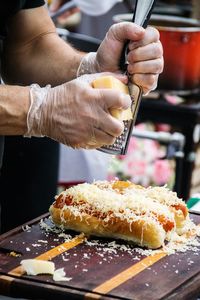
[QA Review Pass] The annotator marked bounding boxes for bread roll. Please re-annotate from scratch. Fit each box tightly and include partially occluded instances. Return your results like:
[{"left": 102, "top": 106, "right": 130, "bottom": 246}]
[
  {"left": 110, "top": 181, "right": 188, "bottom": 235},
  {"left": 49, "top": 181, "right": 180, "bottom": 249}
]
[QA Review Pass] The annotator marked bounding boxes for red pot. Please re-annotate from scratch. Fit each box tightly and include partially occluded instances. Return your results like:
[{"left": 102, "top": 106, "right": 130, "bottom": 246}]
[{"left": 113, "top": 14, "right": 200, "bottom": 94}]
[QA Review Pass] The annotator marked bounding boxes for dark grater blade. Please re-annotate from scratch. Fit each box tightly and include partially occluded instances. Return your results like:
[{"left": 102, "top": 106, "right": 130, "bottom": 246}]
[
  {"left": 99, "top": 0, "right": 156, "bottom": 155},
  {"left": 99, "top": 84, "right": 142, "bottom": 155}
]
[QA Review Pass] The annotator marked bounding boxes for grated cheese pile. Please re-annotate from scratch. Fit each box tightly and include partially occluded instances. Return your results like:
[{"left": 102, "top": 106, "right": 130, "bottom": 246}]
[
  {"left": 49, "top": 180, "right": 200, "bottom": 254},
  {"left": 39, "top": 217, "right": 199, "bottom": 261},
  {"left": 95, "top": 181, "right": 184, "bottom": 206},
  {"left": 19, "top": 217, "right": 199, "bottom": 285},
  {"left": 57, "top": 181, "right": 176, "bottom": 226}
]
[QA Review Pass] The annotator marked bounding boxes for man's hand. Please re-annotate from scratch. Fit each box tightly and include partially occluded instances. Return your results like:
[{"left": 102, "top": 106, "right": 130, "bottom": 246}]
[
  {"left": 78, "top": 22, "right": 164, "bottom": 95},
  {"left": 25, "top": 74, "right": 131, "bottom": 149}
]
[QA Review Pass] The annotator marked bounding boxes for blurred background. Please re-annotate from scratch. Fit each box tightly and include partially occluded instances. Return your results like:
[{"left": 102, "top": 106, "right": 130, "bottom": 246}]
[{"left": 52, "top": 0, "right": 200, "bottom": 201}]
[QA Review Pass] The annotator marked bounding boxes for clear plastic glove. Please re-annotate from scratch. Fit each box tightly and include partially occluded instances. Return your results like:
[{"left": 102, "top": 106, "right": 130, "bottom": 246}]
[
  {"left": 77, "top": 23, "right": 164, "bottom": 95},
  {"left": 25, "top": 74, "right": 131, "bottom": 149}
]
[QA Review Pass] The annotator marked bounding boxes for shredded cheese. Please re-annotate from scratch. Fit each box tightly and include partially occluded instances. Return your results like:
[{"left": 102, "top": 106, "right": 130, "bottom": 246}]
[
  {"left": 53, "top": 268, "right": 72, "bottom": 282},
  {"left": 21, "top": 259, "right": 72, "bottom": 282},
  {"left": 95, "top": 180, "right": 185, "bottom": 206},
  {"left": 59, "top": 182, "right": 175, "bottom": 227},
  {"left": 50, "top": 181, "right": 200, "bottom": 251}
]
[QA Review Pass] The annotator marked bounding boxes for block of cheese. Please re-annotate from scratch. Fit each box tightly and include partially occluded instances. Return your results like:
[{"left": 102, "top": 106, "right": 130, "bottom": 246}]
[
  {"left": 92, "top": 76, "right": 132, "bottom": 121},
  {"left": 21, "top": 259, "right": 55, "bottom": 275}
]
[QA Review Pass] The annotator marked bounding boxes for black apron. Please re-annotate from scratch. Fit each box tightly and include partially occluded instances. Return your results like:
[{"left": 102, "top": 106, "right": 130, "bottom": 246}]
[
  {"left": 0, "top": 0, "right": 45, "bottom": 170},
  {"left": 0, "top": 137, "right": 4, "bottom": 169},
  {"left": 0, "top": 39, "right": 4, "bottom": 234},
  {"left": 0, "top": 2, "right": 59, "bottom": 233},
  {"left": 0, "top": 39, "right": 4, "bottom": 170}
]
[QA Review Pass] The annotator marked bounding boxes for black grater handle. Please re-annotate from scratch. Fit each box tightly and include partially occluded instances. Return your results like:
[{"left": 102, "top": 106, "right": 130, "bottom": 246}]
[
  {"left": 120, "top": 0, "right": 157, "bottom": 155},
  {"left": 120, "top": 0, "right": 156, "bottom": 71},
  {"left": 98, "top": 0, "right": 156, "bottom": 155}
]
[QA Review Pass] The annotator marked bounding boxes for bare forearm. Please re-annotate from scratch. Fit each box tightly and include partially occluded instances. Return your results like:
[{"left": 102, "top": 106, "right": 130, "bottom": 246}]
[
  {"left": 2, "top": 33, "right": 83, "bottom": 87},
  {"left": 0, "top": 85, "right": 30, "bottom": 135},
  {"left": 1, "top": 6, "right": 84, "bottom": 87}
]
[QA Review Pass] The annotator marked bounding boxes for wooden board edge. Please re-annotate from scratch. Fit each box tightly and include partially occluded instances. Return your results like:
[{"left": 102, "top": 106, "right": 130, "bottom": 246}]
[
  {"left": 0, "top": 213, "right": 50, "bottom": 242},
  {"left": 0, "top": 273, "right": 120, "bottom": 300},
  {"left": 0, "top": 274, "right": 14, "bottom": 296},
  {"left": 163, "top": 271, "right": 200, "bottom": 300}
]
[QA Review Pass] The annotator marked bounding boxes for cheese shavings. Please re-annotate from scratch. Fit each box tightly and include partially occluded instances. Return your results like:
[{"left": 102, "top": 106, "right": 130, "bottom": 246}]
[
  {"left": 21, "top": 259, "right": 72, "bottom": 282},
  {"left": 60, "top": 182, "right": 174, "bottom": 225},
  {"left": 21, "top": 259, "right": 55, "bottom": 275},
  {"left": 143, "top": 186, "right": 184, "bottom": 206},
  {"left": 51, "top": 181, "right": 199, "bottom": 250},
  {"left": 85, "top": 220, "right": 200, "bottom": 256},
  {"left": 95, "top": 180, "right": 185, "bottom": 207},
  {"left": 53, "top": 268, "right": 72, "bottom": 282}
]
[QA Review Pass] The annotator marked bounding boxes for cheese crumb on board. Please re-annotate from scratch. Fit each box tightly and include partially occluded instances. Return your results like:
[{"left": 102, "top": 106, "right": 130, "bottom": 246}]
[
  {"left": 53, "top": 268, "right": 72, "bottom": 282},
  {"left": 22, "top": 224, "right": 31, "bottom": 232},
  {"left": 9, "top": 251, "right": 21, "bottom": 257}
]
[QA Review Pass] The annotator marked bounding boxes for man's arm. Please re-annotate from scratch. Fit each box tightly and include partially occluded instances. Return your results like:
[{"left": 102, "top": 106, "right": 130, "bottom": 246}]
[
  {"left": 2, "top": 4, "right": 163, "bottom": 93},
  {"left": 1, "top": 6, "right": 83, "bottom": 86},
  {"left": 0, "top": 85, "right": 30, "bottom": 134},
  {"left": 0, "top": 6, "right": 78, "bottom": 136},
  {"left": 0, "top": 5, "right": 128, "bottom": 143},
  {"left": 0, "top": 4, "right": 163, "bottom": 146}
]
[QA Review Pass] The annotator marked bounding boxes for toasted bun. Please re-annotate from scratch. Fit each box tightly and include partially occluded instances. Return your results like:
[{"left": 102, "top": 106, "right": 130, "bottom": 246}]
[
  {"left": 109, "top": 181, "right": 188, "bottom": 234},
  {"left": 49, "top": 205, "right": 166, "bottom": 249},
  {"left": 49, "top": 181, "right": 184, "bottom": 249}
]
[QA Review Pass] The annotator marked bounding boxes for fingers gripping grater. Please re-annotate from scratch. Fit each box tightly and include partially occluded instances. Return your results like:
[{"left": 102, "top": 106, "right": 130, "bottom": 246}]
[
  {"left": 99, "top": 0, "right": 156, "bottom": 155},
  {"left": 99, "top": 84, "right": 142, "bottom": 155}
]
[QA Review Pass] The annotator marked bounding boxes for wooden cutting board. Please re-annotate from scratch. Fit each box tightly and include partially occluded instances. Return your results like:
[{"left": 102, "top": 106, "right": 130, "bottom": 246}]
[{"left": 0, "top": 213, "right": 200, "bottom": 300}]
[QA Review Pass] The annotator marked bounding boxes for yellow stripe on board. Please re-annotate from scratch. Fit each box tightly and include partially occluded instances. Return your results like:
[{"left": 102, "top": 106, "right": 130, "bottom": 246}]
[
  {"left": 85, "top": 252, "right": 166, "bottom": 299},
  {"left": 8, "top": 233, "right": 85, "bottom": 277}
]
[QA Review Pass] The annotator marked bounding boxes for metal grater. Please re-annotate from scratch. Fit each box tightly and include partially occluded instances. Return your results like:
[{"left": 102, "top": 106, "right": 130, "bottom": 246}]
[
  {"left": 98, "top": 0, "right": 156, "bottom": 155},
  {"left": 99, "top": 84, "right": 142, "bottom": 155}
]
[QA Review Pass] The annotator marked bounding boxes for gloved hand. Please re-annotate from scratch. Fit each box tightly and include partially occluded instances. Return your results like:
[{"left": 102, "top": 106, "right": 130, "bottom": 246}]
[
  {"left": 77, "top": 23, "right": 164, "bottom": 95},
  {"left": 25, "top": 74, "right": 131, "bottom": 149}
]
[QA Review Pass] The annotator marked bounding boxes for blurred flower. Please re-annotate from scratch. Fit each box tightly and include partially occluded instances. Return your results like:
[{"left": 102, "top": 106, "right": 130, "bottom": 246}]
[
  {"left": 155, "top": 123, "right": 171, "bottom": 132},
  {"left": 107, "top": 123, "right": 174, "bottom": 188},
  {"left": 153, "top": 159, "right": 172, "bottom": 185}
]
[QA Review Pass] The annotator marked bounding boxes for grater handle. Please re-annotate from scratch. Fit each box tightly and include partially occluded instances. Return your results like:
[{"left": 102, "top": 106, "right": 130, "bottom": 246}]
[
  {"left": 98, "top": 0, "right": 156, "bottom": 155},
  {"left": 120, "top": 0, "right": 156, "bottom": 154},
  {"left": 120, "top": 0, "right": 156, "bottom": 71}
]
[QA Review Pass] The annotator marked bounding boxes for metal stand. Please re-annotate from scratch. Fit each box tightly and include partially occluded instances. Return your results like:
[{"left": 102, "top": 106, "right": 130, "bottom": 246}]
[{"left": 137, "top": 95, "right": 200, "bottom": 200}]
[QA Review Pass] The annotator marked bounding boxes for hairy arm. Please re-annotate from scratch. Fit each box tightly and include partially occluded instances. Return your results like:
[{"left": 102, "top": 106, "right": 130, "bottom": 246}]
[{"left": 1, "top": 5, "right": 84, "bottom": 86}]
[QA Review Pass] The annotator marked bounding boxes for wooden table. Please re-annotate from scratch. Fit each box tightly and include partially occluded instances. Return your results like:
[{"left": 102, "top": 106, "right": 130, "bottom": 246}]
[{"left": 0, "top": 213, "right": 200, "bottom": 300}]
